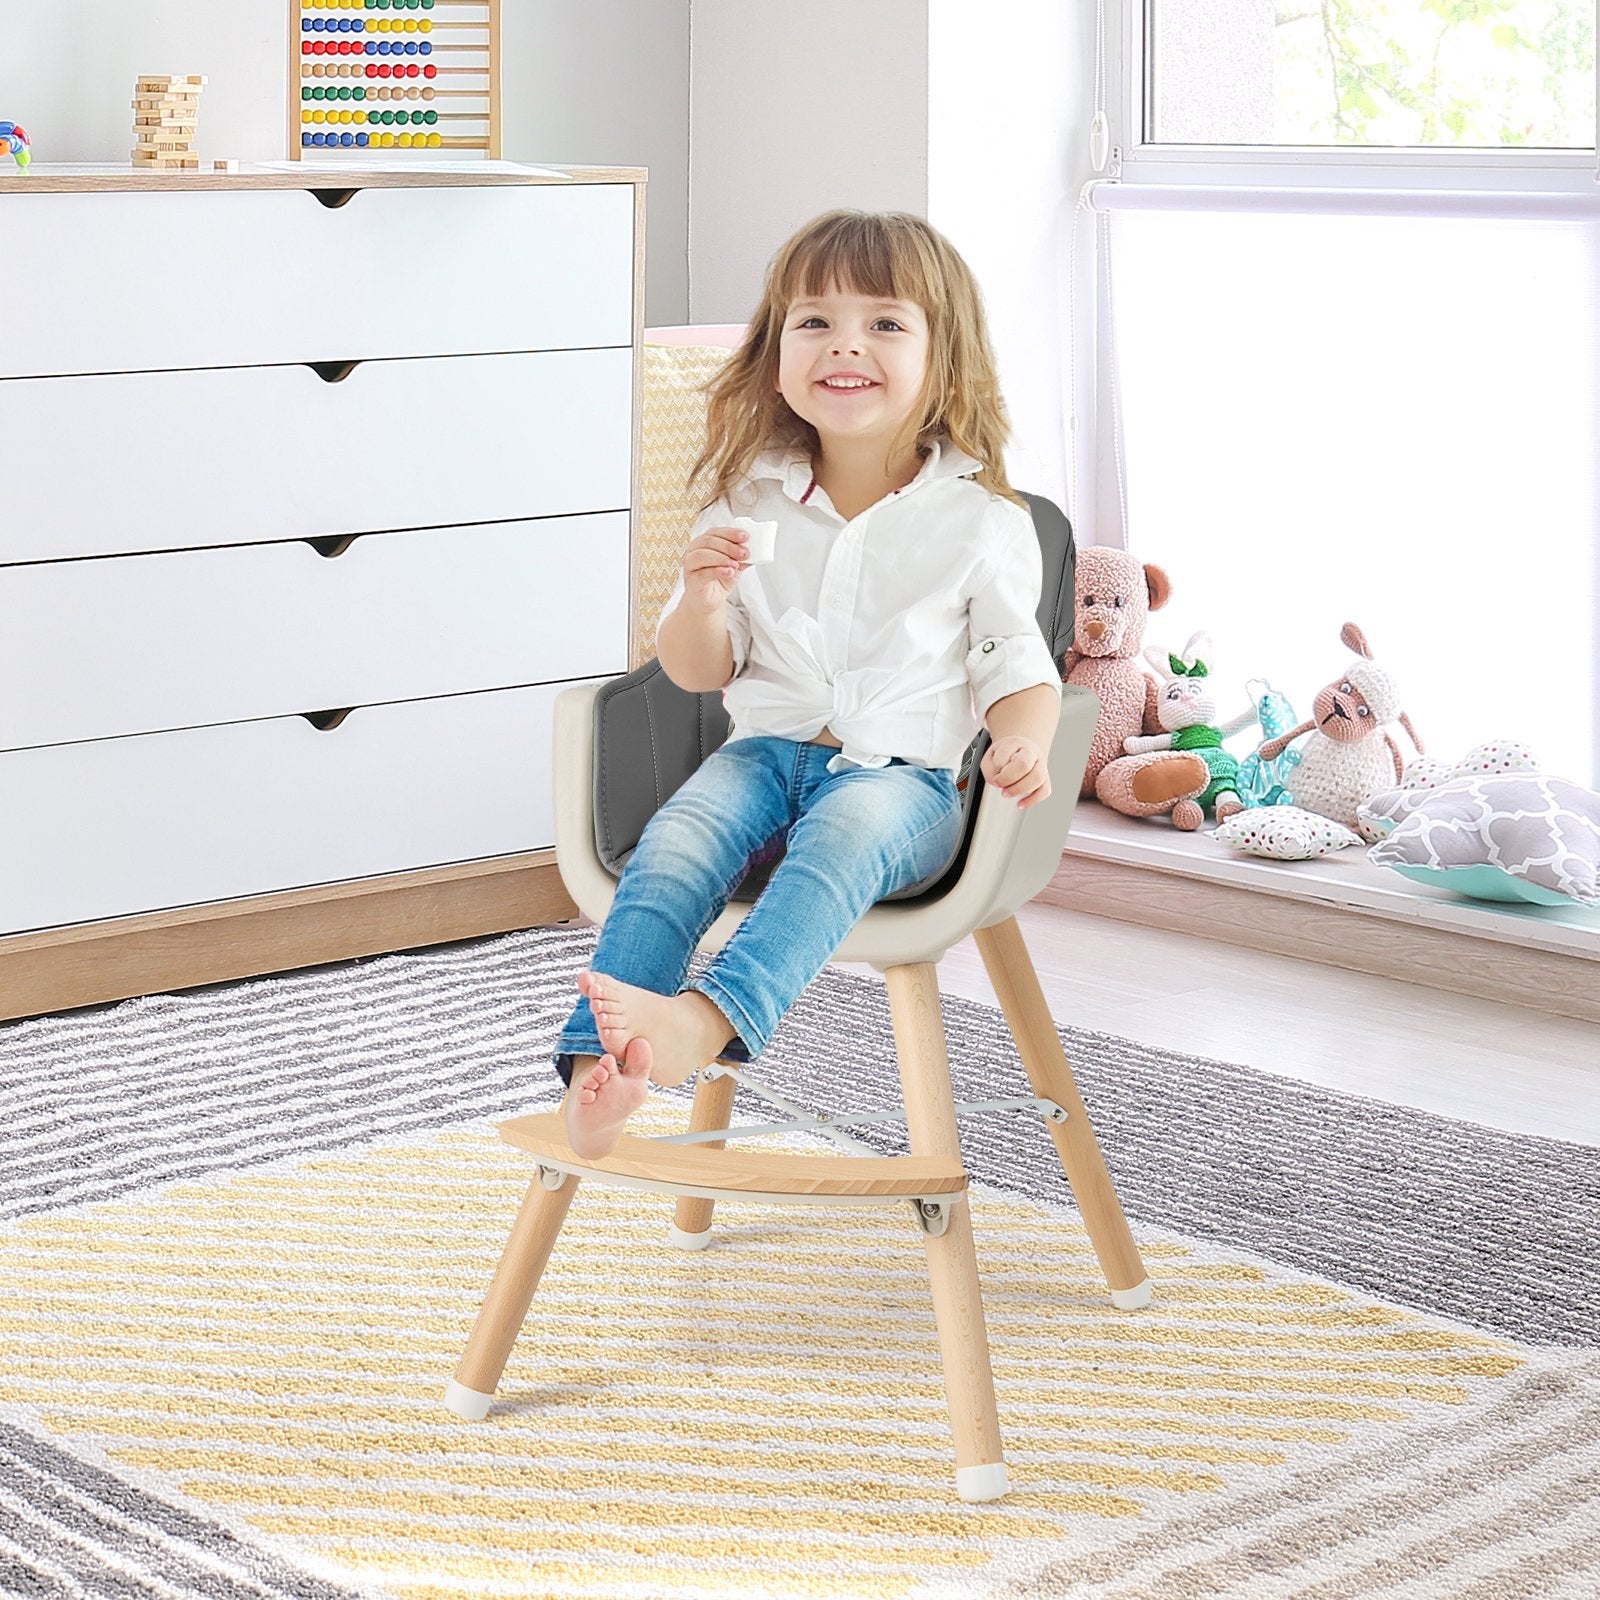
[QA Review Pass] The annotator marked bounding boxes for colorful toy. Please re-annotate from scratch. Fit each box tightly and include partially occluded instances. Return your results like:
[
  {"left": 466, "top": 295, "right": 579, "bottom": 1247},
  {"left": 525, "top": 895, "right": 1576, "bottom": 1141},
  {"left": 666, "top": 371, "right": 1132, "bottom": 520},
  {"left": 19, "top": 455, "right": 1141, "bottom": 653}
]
[
  {"left": 1234, "top": 678, "right": 1303, "bottom": 806},
  {"left": 0, "top": 121, "right": 30, "bottom": 172},
  {"left": 1116, "top": 633, "right": 1255, "bottom": 830},
  {"left": 291, "top": 0, "right": 502, "bottom": 157}
]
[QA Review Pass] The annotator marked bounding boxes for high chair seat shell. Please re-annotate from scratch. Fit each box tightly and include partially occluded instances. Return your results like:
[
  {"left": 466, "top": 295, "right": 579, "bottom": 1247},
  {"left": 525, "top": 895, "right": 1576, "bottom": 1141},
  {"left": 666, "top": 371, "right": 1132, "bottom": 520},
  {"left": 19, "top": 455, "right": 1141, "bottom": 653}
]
[{"left": 443, "top": 491, "right": 1152, "bottom": 1503}]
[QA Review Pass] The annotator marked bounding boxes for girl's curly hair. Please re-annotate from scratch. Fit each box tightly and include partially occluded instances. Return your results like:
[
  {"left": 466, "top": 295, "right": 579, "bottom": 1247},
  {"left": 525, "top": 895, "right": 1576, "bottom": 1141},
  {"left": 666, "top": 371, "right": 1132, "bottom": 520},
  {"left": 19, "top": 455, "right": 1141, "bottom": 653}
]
[{"left": 688, "top": 210, "right": 1022, "bottom": 512}]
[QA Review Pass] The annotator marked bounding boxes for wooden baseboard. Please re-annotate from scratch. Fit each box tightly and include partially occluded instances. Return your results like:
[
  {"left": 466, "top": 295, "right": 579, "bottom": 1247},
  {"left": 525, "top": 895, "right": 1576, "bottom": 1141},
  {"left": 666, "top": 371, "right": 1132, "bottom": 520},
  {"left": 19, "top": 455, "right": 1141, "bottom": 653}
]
[
  {"left": 0, "top": 854, "right": 577, "bottom": 1024},
  {"left": 1040, "top": 852, "right": 1600, "bottom": 1026}
]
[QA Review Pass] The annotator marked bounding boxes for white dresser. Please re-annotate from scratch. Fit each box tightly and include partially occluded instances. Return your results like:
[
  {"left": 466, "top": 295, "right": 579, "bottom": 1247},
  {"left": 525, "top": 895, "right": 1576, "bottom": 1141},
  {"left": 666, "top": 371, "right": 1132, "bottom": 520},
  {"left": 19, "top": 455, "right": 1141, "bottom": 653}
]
[{"left": 0, "top": 164, "right": 643, "bottom": 1019}]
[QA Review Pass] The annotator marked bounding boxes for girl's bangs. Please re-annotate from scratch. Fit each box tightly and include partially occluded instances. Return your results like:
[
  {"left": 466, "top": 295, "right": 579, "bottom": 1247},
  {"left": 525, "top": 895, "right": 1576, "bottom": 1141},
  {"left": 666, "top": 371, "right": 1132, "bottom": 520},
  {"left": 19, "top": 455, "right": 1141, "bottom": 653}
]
[{"left": 777, "top": 219, "right": 942, "bottom": 312}]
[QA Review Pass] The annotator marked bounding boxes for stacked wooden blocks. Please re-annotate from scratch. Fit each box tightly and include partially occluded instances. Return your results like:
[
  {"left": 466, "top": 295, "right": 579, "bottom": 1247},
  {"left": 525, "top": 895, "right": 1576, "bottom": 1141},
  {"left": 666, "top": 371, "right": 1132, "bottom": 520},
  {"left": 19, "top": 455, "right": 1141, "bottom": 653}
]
[{"left": 131, "top": 76, "right": 206, "bottom": 169}]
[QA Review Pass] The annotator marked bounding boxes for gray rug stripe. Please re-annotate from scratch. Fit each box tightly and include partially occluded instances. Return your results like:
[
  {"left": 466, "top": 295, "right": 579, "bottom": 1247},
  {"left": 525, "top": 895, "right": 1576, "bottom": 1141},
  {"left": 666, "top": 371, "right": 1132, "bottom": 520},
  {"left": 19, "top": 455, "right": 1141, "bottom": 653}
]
[
  {"left": 0, "top": 1419, "right": 364, "bottom": 1600},
  {"left": 3, "top": 922, "right": 1597, "bottom": 1348},
  {"left": 1018, "top": 1353, "right": 1600, "bottom": 1599}
]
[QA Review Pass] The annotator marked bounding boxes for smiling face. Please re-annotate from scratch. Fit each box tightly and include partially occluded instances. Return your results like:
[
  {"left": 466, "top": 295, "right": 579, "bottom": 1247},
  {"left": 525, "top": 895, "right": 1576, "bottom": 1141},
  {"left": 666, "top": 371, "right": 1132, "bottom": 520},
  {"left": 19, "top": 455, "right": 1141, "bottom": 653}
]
[{"left": 775, "top": 284, "right": 931, "bottom": 458}]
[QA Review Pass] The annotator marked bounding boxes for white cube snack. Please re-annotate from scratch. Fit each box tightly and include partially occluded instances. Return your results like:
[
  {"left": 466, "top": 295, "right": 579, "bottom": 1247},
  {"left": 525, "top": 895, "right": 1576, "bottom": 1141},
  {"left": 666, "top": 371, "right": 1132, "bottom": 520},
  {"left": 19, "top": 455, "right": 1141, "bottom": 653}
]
[{"left": 729, "top": 516, "right": 778, "bottom": 564}]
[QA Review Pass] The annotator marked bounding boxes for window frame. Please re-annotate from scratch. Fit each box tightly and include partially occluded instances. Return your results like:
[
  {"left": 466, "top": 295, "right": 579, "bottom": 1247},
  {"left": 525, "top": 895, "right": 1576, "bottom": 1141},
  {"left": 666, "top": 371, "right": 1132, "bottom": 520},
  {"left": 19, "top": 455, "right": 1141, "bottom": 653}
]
[{"left": 1110, "top": 0, "right": 1600, "bottom": 193}]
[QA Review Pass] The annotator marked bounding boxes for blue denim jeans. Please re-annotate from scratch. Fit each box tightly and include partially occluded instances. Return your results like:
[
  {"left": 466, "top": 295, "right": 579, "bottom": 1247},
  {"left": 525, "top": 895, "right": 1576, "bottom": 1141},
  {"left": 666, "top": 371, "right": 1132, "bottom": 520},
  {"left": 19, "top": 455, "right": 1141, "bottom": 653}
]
[{"left": 552, "top": 735, "right": 963, "bottom": 1084}]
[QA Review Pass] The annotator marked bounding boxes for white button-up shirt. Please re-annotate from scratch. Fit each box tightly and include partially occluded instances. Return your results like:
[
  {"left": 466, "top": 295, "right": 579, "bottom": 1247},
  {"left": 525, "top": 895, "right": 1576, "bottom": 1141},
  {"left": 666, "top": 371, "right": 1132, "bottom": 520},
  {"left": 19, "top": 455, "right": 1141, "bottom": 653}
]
[{"left": 656, "top": 436, "right": 1062, "bottom": 774}]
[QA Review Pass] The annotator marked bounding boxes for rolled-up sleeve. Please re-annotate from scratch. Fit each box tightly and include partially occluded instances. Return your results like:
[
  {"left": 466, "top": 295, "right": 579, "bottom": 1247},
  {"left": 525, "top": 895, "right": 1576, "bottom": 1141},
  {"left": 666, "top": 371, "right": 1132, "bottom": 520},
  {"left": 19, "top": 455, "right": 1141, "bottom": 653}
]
[
  {"left": 654, "top": 498, "right": 751, "bottom": 675},
  {"left": 964, "top": 503, "right": 1061, "bottom": 721}
]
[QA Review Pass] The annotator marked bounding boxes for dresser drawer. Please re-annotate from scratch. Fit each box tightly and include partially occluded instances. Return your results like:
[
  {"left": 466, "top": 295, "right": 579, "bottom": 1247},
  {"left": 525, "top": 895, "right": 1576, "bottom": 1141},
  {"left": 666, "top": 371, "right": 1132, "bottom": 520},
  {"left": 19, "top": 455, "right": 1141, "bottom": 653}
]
[
  {"left": 0, "top": 683, "right": 570, "bottom": 936},
  {"left": 0, "top": 183, "right": 632, "bottom": 378},
  {"left": 2, "top": 348, "right": 632, "bottom": 563},
  {"left": 2, "top": 513, "right": 628, "bottom": 750}
]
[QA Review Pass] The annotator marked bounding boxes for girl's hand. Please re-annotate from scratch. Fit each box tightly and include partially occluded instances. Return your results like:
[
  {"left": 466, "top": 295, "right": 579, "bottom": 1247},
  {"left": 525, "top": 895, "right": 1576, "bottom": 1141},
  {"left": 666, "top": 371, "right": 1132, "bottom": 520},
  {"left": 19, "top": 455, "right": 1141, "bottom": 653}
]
[
  {"left": 982, "top": 735, "right": 1051, "bottom": 809},
  {"left": 681, "top": 526, "right": 750, "bottom": 614}
]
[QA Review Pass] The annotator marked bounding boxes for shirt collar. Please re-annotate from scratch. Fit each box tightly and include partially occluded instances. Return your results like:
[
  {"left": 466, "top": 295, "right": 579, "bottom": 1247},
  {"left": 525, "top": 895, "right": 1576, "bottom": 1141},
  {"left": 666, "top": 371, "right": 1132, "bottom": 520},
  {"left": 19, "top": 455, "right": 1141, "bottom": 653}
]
[{"left": 749, "top": 434, "right": 985, "bottom": 504}]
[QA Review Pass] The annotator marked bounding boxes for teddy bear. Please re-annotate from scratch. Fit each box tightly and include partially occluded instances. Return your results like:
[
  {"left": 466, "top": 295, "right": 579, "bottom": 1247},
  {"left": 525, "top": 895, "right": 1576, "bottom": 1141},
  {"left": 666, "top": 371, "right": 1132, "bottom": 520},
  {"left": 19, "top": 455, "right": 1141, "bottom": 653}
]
[
  {"left": 1255, "top": 621, "right": 1424, "bottom": 841},
  {"left": 1062, "top": 547, "right": 1210, "bottom": 814},
  {"left": 1113, "top": 632, "right": 1256, "bottom": 830}
]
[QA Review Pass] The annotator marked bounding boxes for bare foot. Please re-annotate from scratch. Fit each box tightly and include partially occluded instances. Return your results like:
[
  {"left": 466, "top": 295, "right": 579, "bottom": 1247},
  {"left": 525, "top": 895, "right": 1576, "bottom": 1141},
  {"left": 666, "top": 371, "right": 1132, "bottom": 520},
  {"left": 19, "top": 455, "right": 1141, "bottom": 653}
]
[
  {"left": 576, "top": 968, "right": 733, "bottom": 1089},
  {"left": 565, "top": 1037, "right": 653, "bottom": 1160}
]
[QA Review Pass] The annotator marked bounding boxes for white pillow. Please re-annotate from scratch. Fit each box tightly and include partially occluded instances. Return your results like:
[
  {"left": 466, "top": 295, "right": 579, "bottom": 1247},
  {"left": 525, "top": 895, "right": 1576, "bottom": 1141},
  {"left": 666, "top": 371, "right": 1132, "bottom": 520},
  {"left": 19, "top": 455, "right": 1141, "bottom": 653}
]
[{"left": 1212, "top": 805, "right": 1363, "bottom": 861}]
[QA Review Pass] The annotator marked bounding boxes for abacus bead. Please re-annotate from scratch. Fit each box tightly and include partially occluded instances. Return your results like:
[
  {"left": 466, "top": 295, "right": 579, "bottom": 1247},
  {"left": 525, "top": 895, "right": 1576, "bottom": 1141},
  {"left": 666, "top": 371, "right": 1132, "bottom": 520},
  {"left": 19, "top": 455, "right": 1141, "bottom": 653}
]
[
  {"left": 340, "top": 132, "right": 355, "bottom": 146},
  {"left": 418, "top": 40, "right": 430, "bottom": 53},
  {"left": 356, "top": 130, "right": 369, "bottom": 145},
  {"left": 302, "top": 131, "right": 314, "bottom": 145},
  {"left": 424, "top": 108, "right": 437, "bottom": 123},
  {"left": 420, "top": 86, "right": 434, "bottom": 100},
  {"left": 427, "top": 131, "right": 441, "bottom": 146},
  {"left": 423, "top": 62, "right": 436, "bottom": 76}
]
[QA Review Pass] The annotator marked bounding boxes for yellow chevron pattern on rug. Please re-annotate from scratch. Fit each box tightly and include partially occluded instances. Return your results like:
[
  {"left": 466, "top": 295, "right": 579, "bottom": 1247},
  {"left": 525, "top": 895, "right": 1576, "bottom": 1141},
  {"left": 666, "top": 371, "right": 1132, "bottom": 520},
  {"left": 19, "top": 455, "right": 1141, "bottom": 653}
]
[
  {"left": 1, "top": 1108, "right": 1524, "bottom": 1599},
  {"left": 634, "top": 341, "right": 734, "bottom": 670}
]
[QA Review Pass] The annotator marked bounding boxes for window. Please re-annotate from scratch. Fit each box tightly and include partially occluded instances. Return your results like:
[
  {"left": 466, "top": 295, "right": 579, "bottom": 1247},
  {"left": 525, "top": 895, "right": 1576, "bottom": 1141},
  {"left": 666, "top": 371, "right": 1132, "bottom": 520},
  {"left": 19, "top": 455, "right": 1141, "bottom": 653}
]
[
  {"left": 1072, "top": 2, "right": 1600, "bottom": 786},
  {"left": 1146, "top": 0, "right": 1595, "bottom": 151}
]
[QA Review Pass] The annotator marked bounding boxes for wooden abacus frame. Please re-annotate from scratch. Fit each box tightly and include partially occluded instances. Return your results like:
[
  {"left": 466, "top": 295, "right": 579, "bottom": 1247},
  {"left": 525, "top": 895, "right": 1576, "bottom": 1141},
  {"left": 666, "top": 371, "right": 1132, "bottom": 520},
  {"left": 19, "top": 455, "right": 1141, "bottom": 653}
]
[{"left": 289, "top": 0, "right": 501, "bottom": 160}]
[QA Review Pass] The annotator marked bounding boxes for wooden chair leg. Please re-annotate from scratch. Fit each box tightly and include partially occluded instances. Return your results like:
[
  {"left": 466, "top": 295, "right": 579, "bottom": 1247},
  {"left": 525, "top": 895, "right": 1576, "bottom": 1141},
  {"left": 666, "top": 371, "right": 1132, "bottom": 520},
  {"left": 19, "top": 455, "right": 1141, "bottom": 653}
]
[
  {"left": 885, "top": 962, "right": 1007, "bottom": 1502},
  {"left": 669, "top": 1062, "right": 739, "bottom": 1249},
  {"left": 974, "top": 916, "right": 1152, "bottom": 1309},
  {"left": 443, "top": 1168, "right": 579, "bottom": 1419}
]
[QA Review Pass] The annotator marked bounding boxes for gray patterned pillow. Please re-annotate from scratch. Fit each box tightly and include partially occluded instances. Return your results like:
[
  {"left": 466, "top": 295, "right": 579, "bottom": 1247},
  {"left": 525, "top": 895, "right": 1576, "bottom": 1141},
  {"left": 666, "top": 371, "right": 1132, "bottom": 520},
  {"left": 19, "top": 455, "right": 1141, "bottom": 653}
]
[{"left": 1362, "top": 774, "right": 1600, "bottom": 907}]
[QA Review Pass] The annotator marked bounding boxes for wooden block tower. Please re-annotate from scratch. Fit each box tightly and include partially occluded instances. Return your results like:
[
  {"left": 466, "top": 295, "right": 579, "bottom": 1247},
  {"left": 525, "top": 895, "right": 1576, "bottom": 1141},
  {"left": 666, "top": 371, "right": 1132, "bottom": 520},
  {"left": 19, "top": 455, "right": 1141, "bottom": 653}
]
[{"left": 131, "top": 76, "right": 206, "bottom": 169}]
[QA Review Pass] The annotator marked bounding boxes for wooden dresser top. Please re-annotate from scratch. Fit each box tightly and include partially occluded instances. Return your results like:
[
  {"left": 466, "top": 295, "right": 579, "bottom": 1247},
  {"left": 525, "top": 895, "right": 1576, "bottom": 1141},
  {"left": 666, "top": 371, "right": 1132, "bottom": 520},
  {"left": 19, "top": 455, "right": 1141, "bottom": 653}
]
[{"left": 0, "top": 162, "right": 646, "bottom": 195}]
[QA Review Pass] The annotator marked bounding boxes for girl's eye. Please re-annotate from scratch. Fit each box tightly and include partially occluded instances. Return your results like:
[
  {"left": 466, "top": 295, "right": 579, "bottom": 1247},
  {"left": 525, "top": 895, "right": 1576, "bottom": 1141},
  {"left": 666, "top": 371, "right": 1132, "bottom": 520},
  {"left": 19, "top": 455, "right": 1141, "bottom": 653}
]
[
  {"left": 797, "top": 316, "right": 827, "bottom": 329},
  {"left": 873, "top": 318, "right": 903, "bottom": 332}
]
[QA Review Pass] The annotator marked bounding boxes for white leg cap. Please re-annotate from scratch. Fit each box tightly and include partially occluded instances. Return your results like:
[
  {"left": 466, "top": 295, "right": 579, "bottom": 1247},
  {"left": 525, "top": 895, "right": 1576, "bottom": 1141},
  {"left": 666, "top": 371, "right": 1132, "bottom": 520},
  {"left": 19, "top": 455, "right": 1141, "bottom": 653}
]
[
  {"left": 442, "top": 1380, "right": 494, "bottom": 1420},
  {"left": 668, "top": 1223, "right": 713, "bottom": 1252},
  {"left": 1110, "top": 1278, "right": 1153, "bottom": 1311},
  {"left": 956, "top": 1461, "right": 1008, "bottom": 1502}
]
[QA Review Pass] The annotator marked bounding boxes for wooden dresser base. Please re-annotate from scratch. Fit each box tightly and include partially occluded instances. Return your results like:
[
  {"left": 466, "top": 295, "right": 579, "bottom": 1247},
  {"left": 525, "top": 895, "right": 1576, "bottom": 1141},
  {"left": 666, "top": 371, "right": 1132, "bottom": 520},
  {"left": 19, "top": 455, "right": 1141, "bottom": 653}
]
[{"left": 0, "top": 854, "right": 577, "bottom": 1024}]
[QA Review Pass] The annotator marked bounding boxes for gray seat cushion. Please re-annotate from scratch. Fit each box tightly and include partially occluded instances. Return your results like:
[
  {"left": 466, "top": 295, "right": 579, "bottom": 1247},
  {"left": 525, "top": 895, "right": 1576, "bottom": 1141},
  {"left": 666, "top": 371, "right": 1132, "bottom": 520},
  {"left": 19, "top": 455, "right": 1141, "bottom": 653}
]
[{"left": 591, "top": 491, "right": 1075, "bottom": 905}]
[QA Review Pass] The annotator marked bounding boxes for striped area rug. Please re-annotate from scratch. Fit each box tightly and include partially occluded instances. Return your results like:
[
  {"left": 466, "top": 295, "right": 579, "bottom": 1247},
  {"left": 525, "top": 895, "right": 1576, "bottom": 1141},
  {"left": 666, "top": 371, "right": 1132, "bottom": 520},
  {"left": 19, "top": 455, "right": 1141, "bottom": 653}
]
[{"left": 3, "top": 922, "right": 1598, "bottom": 1598}]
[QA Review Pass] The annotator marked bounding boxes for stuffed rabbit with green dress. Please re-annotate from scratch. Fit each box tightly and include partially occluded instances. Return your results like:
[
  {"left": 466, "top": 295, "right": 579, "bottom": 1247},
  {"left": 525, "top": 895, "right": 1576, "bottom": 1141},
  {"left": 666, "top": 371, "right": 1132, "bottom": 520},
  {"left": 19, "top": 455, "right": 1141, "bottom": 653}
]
[{"left": 1121, "top": 633, "right": 1254, "bottom": 831}]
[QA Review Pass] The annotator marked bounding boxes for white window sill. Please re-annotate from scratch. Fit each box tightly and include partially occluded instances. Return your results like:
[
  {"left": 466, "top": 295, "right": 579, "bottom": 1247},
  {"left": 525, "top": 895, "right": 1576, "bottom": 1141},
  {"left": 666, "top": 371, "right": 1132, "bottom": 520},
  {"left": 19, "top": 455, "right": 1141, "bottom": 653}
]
[{"left": 1060, "top": 800, "right": 1600, "bottom": 964}]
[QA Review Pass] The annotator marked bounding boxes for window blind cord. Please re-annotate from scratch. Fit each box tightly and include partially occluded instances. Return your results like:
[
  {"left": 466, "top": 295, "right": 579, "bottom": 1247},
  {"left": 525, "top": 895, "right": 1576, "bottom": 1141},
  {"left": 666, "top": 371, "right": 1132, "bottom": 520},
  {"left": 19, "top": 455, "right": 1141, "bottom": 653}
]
[
  {"left": 1099, "top": 207, "right": 1130, "bottom": 548},
  {"left": 1091, "top": 0, "right": 1110, "bottom": 173}
]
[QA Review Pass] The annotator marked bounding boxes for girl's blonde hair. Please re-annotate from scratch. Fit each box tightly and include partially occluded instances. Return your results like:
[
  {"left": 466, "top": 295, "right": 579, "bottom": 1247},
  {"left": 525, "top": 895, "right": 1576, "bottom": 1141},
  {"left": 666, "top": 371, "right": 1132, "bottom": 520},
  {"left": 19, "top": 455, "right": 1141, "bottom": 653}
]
[{"left": 689, "top": 209, "right": 1023, "bottom": 511}]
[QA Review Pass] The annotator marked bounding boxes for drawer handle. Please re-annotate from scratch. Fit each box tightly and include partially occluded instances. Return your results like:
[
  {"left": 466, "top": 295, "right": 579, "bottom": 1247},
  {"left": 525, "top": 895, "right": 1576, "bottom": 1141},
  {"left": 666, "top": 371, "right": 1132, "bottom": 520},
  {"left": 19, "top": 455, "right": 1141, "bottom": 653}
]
[
  {"left": 306, "top": 533, "right": 360, "bottom": 559},
  {"left": 307, "top": 359, "right": 361, "bottom": 384},
  {"left": 311, "top": 188, "right": 359, "bottom": 211},
  {"left": 303, "top": 707, "right": 354, "bottom": 731}
]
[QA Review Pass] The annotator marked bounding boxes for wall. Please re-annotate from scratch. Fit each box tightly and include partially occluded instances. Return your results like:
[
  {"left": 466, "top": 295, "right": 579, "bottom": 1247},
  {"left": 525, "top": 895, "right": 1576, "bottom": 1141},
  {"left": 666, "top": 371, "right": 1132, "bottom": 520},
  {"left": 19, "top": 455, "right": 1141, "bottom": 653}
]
[
  {"left": 0, "top": 0, "right": 693, "bottom": 324},
  {"left": 685, "top": 0, "right": 930, "bottom": 324},
  {"left": 928, "top": 0, "right": 1089, "bottom": 512}
]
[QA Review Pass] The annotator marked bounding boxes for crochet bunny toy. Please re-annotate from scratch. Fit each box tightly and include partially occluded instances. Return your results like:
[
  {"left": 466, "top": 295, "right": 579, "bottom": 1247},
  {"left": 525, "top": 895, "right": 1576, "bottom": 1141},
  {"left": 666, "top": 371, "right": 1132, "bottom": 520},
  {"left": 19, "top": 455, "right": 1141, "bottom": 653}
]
[
  {"left": 1063, "top": 548, "right": 1208, "bottom": 810},
  {"left": 1256, "top": 621, "right": 1424, "bottom": 841},
  {"left": 1115, "top": 633, "right": 1255, "bottom": 830}
]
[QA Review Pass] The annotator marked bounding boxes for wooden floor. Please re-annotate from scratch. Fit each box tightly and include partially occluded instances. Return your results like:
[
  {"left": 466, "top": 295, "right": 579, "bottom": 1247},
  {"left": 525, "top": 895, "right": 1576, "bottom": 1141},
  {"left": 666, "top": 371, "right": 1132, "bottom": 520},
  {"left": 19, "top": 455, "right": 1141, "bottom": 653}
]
[{"left": 837, "top": 900, "right": 1600, "bottom": 1151}]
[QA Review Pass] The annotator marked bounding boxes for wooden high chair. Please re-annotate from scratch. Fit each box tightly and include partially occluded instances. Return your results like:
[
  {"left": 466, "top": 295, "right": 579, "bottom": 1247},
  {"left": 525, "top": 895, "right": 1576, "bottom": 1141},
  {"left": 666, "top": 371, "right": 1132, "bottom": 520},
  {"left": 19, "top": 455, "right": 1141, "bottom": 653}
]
[{"left": 442, "top": 493, "right": 1151, "bottom": 1502}]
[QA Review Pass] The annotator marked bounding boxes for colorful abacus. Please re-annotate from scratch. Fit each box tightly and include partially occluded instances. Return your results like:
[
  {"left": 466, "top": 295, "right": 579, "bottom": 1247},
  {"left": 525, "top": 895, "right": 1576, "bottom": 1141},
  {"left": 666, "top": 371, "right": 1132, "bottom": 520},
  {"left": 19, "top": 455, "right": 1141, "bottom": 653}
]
[
  {"left": 290, "top": 0, "right": 499, "bottom": 158},
  {"left": 132, "top": 76, "right": 205, "bottom": 170}
]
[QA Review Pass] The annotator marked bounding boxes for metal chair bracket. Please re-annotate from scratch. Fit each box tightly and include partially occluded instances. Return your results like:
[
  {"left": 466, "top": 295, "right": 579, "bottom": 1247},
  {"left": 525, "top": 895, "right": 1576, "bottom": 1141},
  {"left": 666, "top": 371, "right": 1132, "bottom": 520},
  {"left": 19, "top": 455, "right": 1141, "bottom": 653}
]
[{"left": 911, "top": 1198, "right": 952, "bottom": 1237}]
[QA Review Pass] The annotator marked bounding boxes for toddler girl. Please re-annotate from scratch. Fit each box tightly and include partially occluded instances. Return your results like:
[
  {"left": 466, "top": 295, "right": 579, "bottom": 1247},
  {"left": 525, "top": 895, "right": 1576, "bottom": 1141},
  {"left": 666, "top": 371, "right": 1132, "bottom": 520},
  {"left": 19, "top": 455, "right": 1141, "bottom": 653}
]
[{"left": 554, "top": 209, "right": 1063, "bottom": 1158}]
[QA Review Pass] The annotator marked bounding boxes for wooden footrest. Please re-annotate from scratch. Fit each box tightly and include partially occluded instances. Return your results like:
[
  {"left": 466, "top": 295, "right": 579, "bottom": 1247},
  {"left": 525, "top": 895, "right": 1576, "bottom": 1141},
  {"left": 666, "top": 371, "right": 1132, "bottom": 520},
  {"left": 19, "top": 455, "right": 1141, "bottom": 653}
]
[{"left": 498, "top": 1113, "right": 967, "bottom": 1199}]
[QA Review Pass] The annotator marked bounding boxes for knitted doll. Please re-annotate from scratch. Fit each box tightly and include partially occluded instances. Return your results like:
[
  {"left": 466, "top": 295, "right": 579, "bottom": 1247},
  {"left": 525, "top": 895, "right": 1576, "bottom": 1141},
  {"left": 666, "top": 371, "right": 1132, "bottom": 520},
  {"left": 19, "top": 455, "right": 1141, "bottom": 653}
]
[
  {"left": 1120, "top": 633, "right": 1255, "bottom": 830},
  {"left": 1256, "top": 621, "right": 1424, "bottom": 842}
]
